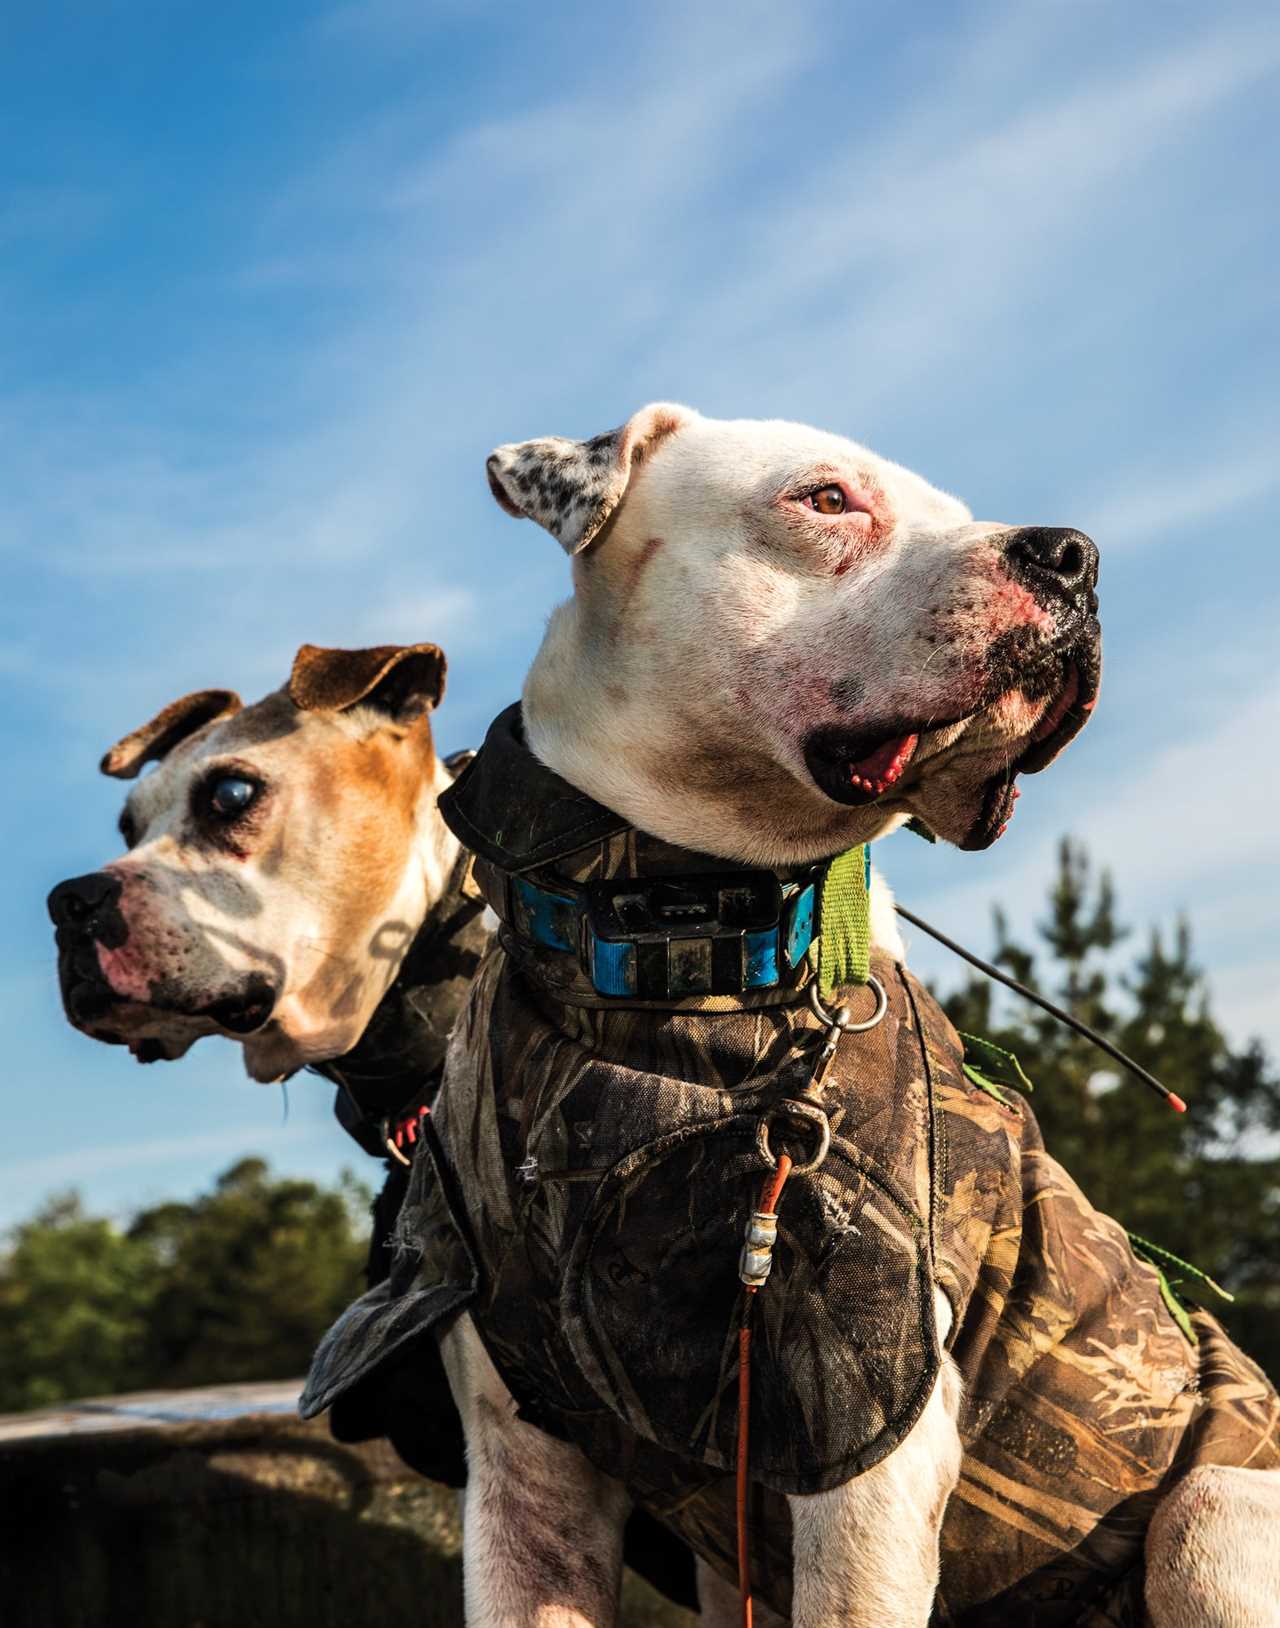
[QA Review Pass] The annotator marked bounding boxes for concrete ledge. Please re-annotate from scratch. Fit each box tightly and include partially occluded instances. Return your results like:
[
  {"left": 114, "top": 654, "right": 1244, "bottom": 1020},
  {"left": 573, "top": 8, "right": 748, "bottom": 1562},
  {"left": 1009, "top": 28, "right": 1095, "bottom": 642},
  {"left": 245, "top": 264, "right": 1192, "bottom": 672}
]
[{"left": 0, "top": 1383, "right": 690, "bottom": 1628}]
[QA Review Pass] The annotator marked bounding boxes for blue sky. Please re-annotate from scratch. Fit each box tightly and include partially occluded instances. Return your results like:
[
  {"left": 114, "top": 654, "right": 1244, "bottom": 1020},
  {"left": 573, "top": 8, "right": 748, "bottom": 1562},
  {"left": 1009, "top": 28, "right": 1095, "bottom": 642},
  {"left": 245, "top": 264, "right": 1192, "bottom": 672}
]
[{"left": 2, "top": 0, "right": 1277, "bottom": 1228}]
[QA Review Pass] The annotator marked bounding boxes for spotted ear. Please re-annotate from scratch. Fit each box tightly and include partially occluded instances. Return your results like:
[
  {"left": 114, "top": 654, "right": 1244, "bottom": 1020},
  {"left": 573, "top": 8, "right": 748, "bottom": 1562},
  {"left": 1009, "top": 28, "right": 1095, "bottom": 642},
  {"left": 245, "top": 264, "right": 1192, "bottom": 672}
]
[
  {"left": 100, "top": 690, "right": 243, "bottom": 780},
  {"left": 288, "top": 643, "right": 447, "bottom": 723},
  {"left": 485, "top": 401, "right": 694, "bottom": 554}
]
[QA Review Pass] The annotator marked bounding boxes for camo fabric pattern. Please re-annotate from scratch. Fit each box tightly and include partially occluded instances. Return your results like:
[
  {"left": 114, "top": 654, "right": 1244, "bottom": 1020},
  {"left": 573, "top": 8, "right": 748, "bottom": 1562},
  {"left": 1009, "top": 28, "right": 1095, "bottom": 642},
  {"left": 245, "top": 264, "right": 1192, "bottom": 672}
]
[{"left": 304, "top": 940, "right": 1280, "bottom": 1625}]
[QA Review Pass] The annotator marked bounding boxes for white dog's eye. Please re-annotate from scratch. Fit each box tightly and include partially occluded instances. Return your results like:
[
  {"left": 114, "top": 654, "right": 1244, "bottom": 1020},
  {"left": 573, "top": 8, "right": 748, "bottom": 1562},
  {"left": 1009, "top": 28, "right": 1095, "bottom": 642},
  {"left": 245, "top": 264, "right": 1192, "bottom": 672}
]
[
  {"left": 207, "top": 775, "right": 259, "bottom": 819},
  {"left": 803, "top": 485, "right": 847, "bottom": 515}
]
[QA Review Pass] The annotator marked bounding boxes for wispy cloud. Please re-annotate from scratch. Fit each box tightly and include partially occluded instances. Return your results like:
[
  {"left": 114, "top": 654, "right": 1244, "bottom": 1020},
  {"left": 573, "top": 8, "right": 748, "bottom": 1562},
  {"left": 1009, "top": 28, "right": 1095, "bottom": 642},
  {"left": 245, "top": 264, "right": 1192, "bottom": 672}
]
[
  {"left": 1079, "top": 445, "right": 1280, "bottom": 552},
  {"left": 4, "top": 0, "right": 1278, "bottom": 1217},
  {"left": 634, "top": 18, "right": 1280, "bottom": 423},
  {"left": 0, "top": 1121, "right": 335, "bottom": 1199},
  {"left": 901, "top": 677, "right": 1280, "bottom": 1048}
]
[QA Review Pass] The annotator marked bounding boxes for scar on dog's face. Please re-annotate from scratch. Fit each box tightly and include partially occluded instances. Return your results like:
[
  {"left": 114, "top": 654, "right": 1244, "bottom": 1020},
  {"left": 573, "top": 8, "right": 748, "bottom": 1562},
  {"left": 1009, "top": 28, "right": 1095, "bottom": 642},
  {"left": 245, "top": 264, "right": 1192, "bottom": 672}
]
[
  {"left": 48, "top": 644, "right": 452, "bottom": 1081},
  {"left": 487, "top": 404, "right": 1101, "bottom": 865}
]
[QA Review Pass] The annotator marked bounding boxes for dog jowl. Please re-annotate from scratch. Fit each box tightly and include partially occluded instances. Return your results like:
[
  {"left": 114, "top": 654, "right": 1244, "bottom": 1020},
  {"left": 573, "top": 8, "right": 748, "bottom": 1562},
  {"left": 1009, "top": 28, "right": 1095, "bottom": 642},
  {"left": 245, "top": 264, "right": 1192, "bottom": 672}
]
[
  {"left": 48, "top": 643, "right": 458, "bottom": 1082},
  {"left": 488, "top": 403, "right": 1100, "bottom": 863}
]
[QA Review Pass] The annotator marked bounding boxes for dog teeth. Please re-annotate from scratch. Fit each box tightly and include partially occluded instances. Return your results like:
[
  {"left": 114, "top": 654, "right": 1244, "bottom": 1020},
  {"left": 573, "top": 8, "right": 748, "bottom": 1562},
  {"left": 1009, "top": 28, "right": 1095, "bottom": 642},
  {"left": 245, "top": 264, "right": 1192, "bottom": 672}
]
[
  {"left": 844, "top": 732, "right": 918, "bottom": 798},
  {"left": 848, "top": 772, "right": 898, "bottom": 796}
]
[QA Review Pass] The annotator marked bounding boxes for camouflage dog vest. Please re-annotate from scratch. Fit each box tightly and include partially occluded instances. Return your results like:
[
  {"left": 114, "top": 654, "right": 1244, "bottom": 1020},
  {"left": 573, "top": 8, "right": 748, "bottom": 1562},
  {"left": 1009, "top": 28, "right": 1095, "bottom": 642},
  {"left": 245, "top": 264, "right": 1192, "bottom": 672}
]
[{"left": 303, "top": 707, "right": 1280, "bottom": 1626}]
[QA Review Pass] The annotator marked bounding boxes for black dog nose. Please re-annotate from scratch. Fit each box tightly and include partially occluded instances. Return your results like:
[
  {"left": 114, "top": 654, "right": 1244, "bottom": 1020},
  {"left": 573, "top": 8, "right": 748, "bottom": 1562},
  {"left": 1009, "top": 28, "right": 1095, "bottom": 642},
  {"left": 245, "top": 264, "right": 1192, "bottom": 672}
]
[
  {"left": 48, "top": 871, "right": 123, "bottom": 932},
  {"left": 1003, "top": 527, "right": 1099, "bottom": 606}
]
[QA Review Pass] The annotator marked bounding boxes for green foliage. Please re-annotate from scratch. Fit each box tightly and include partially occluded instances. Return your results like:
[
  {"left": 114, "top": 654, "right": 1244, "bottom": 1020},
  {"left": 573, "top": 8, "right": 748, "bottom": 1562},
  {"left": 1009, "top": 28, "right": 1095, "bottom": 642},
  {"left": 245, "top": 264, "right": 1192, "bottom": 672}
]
[
  {"left": 0, "top": 1159, "right": 372, "bottom": 1413},
  {"left": 945, "top": 837, "right": 1280, "bottom": 1379},
  {"left": 0, "top": 1194, "right": 156, "bottom": 1411}
]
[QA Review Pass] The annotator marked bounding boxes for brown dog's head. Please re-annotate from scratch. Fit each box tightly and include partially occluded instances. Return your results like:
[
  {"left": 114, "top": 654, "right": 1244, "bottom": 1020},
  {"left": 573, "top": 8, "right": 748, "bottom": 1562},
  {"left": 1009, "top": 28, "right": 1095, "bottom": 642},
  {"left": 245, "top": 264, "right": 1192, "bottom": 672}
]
[
  {"left": 48, "top": 643, "right": 455, "bottom": 1081},
  {"left": 488, "top": 405, "right": 1101, "bottom": 864}
]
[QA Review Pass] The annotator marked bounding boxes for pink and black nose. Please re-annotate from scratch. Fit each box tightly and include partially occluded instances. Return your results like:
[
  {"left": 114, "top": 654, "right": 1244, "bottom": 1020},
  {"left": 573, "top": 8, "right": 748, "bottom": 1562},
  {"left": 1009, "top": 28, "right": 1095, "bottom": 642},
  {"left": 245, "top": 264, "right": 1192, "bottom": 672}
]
[
  {"left": 1003, "top": 527, "right": 1099, "bottom": 614},
  {"left": 48, "top": 871, "right": 126, "bottom": 945}
]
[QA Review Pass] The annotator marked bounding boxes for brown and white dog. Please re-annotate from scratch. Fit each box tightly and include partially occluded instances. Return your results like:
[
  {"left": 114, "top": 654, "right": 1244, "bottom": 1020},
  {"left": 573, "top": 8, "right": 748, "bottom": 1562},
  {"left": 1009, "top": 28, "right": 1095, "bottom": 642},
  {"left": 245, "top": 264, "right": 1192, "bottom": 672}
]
[
  {"left": 48, "top": 643, "right": 461, "bottom": 1083},
  {"left": 47, "top": 640, "right": 710, "bottom": 1612},
  {"left": 48, "top": 642, "right": 718, "bottom": 1613},
  {"left": 432, "top": 404, "right": 1280, "bottom": 1628}
]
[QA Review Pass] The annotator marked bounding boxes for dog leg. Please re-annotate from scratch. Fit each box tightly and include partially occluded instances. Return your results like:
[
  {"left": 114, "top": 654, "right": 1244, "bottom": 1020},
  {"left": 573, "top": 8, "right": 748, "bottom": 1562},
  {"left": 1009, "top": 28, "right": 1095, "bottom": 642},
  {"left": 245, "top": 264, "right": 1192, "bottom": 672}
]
[
  {"left": 1145, "top": 1464, "right": 1280, "bottom": 1628},
  {"left": 787, "top": 1292, "right": 963, "bottom": 1628},
  {"left": 439, "top": 1314, "right": 631, "bottom": 1628}
]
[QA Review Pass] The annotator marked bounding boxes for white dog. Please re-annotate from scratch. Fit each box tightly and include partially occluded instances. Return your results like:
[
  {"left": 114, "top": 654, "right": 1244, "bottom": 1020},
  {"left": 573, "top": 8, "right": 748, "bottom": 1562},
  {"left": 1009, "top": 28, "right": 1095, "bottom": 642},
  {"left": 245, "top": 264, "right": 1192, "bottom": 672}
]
[{"left": 425, "top": 405, "right": 1279, "bottom": 1628}]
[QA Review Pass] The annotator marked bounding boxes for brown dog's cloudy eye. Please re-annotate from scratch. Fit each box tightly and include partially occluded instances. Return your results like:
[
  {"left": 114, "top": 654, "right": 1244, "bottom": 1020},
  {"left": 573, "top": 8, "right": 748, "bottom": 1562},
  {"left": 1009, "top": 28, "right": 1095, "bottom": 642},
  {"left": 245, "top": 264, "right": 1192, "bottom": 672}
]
[
  {"left": 204, "top": 774, "right": 260, "bottom": 820},
  {"left": 808, "top": 485, "right": 846, "bottom": 515}
]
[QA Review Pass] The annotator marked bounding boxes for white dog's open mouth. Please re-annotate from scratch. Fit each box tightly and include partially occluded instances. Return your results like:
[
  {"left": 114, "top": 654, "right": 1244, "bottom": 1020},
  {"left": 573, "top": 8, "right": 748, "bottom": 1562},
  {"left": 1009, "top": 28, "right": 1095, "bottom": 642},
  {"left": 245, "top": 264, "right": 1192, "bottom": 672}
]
[
  {"left": 803, "top": 727, "right": 922, "bottom": 807},
  {"left": 801, "top": 633, "right": 1101, "bottom": 848}
]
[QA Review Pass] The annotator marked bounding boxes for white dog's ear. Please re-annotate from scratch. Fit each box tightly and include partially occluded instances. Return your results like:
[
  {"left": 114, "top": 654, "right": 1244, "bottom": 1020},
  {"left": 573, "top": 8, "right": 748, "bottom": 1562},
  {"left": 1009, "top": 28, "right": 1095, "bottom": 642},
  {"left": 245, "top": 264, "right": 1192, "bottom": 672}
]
[
  {"left": 486, "top": 402, "right": 694, "bottom": 554},
  {"left": 100, "top": 690, "right": 243, "bottom": 779},
  {"left": 288, "top": 643, "right": 447, "bottom": 723}
]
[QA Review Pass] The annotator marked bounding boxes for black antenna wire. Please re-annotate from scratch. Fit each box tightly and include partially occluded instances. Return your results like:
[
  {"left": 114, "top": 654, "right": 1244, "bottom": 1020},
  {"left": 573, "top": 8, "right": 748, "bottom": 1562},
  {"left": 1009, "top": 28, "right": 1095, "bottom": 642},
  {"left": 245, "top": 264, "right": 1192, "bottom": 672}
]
[{"left": 894, "top": 903, "right": 1186, "bottom": 1113}]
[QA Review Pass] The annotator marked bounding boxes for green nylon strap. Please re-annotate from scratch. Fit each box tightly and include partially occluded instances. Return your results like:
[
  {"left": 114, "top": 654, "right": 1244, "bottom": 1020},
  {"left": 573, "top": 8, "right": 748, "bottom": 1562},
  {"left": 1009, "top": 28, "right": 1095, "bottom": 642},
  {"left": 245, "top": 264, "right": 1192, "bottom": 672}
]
[
  {"left": 1127, "top": 1232, "right": 1234, "bottom": 1302},
  {"left": 1127, "top": 1233, "right": 1234, "bottom": 1348},
  {"left": 960, "top": 1032, "right": 1037, "bottom": 1106},
  {"left": 817, "top": 844, "right": 870, "bottom": 998}
]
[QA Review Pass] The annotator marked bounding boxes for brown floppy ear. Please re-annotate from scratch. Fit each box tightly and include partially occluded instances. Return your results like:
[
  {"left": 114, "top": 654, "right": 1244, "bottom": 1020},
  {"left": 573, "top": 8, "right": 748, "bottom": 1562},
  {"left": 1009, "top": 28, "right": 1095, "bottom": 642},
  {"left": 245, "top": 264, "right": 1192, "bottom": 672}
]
[
  {"left": 485, "top": 401, "right": 694, "bottom": 555},
  {"left": 288, "top": 643, "right": 447, "bottom": 723},
  {"left": 100, "top": 690, "right": 243, "bottom": 780}
]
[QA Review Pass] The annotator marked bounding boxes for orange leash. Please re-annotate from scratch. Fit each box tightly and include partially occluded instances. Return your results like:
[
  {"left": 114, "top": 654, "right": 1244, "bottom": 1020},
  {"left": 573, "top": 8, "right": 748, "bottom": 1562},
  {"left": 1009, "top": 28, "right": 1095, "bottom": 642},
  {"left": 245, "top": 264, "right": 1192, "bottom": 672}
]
[{"left": 737, "top": 1151, "right": 793, "bottom": 1628}]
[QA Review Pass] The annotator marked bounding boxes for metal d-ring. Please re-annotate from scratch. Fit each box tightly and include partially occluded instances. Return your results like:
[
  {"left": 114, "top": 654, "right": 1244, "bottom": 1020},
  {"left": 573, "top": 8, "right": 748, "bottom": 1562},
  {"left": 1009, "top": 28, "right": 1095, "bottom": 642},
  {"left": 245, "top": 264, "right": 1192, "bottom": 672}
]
[
  {"left": 756, "top": 1098, "right": 832, "bottom": 1175},
  {"left": 808, "top": 973, "right": 888, "bottom": 1034}
]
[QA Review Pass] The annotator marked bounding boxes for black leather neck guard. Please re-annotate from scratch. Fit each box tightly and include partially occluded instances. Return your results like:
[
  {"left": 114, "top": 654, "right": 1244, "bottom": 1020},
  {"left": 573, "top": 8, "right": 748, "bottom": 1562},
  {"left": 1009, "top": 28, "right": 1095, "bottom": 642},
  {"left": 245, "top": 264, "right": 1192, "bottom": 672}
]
[
  {"left": 440, "top": 703, "right": 826, "bottom": 1007},
  {"left": 438, "top": 703, "right": 629, "bottom": 873}
]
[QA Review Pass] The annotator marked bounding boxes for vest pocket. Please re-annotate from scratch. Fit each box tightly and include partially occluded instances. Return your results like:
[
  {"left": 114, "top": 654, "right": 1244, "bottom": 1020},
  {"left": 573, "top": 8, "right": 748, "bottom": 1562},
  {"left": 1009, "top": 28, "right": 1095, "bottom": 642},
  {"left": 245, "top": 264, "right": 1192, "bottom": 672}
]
[{"left": 560, "top": 1113, "right": 940, "bottom": 1495}]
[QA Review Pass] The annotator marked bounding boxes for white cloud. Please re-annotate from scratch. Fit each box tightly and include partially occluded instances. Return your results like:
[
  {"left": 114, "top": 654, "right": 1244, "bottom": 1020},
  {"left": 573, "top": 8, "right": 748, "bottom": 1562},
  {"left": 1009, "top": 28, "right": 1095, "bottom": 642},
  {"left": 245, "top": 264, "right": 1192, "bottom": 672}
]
[
  {"left": 357, "top": 585, "right": 476, "bottom": 643},
  {"left": 1213, "top": 955, "right": 1280, "bottom": 1049}
]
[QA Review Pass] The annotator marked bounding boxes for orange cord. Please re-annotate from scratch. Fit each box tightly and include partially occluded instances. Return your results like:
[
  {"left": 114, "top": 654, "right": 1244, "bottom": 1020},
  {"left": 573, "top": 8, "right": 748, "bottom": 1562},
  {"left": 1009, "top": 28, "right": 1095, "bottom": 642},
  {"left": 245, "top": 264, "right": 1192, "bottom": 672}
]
[
  {"left": 737, "top": 1323, "right": 753, "bottom": 1628},
  {"left": 737, "top": 1151, "right": 793, "bottom": 1628}
]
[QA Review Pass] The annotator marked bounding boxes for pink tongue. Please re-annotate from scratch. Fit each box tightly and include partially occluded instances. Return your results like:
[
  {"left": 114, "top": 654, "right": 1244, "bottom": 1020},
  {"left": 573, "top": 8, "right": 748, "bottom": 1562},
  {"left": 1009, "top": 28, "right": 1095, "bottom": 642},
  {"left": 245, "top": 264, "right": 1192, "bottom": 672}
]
[{"left": 848, "top": 732, "right": 918, "bottom": 795}]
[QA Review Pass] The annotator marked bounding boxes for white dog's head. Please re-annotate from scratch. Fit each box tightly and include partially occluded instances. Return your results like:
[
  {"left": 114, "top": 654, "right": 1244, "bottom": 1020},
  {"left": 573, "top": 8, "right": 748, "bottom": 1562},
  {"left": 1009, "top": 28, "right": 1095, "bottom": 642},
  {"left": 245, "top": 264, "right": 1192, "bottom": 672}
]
[
  {"left": 487, "top": 404, "right": 1100, "bottom": 864},
  {"left": 48, "top": 643, "right": 457, "bottom": 1081}
]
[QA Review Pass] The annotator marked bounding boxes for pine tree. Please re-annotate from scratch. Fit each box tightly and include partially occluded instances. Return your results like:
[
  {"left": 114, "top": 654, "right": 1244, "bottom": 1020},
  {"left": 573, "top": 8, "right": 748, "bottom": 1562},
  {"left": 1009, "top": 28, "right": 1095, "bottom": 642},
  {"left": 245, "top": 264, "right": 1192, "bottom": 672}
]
[{"left": 944, "top": 837, "right": 1280, "bottom": 1378}]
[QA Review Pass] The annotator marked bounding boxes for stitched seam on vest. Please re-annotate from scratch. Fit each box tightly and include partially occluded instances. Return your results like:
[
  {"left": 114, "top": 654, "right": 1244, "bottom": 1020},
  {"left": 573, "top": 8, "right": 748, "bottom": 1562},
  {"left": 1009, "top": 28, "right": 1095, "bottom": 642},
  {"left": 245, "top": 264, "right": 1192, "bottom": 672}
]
[{"left": 899, "top": 964, "right": 943, "bottom": 1269}]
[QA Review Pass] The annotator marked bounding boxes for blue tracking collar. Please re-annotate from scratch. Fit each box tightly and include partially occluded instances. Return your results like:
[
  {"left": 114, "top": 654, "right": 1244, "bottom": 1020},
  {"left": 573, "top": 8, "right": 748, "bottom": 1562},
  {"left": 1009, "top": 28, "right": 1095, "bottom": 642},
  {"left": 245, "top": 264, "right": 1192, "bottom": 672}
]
[
  {"left": 438, "top": 705, "right": 873, "bottom": 1001},
  {"left": 507, "top": 848, "right": 871, "bottom": 1001}
]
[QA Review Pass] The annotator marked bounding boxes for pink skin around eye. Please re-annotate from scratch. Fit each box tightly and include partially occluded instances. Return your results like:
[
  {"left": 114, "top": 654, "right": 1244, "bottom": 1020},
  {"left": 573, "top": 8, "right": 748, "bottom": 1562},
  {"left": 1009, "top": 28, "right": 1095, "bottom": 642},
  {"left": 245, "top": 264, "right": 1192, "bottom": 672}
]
[
  {"left": 789, "top": 480, "right": 889, "bottom": 575},
  {"left": 797, "top": 482, "right": 875, "bottom": 520}
]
